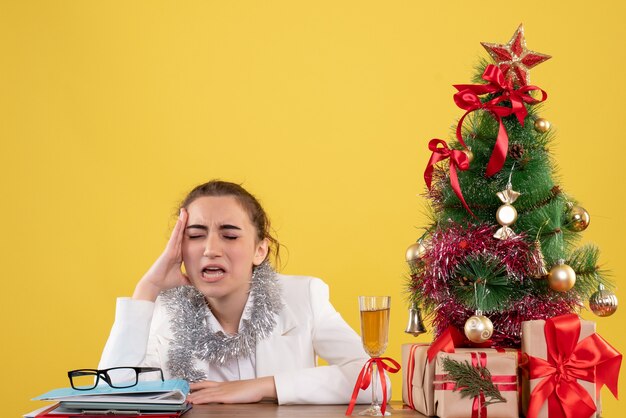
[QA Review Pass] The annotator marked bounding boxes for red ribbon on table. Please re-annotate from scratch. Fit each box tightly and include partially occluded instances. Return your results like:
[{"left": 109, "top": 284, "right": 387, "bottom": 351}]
[
  {"left": 345, "top": 357, "right": 401, "bottom": 416},
  {"left": 433, "top": 352, "right": 518, "bottom": 418},
  {"left": 453, "top": 64, "right": 547, "bottom": 177},
  {"left": 424, "top": 138, "right": 474, "bottom": 217},
  {"left": 526, "top": 314, "right": 622, "bottom": 418}
]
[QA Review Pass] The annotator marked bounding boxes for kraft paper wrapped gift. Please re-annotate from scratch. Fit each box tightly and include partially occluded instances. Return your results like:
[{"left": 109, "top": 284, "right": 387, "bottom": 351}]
[
  {"left": 402, "top": 343, "right": 520, "bottom": 416},
  {"left": 434, "top": 351, "right": 518, "bottom": 418},
  {"left": 402, "top": 343, "right": 436, "bottom": 416},
  {"left": 521, "top": 316, "right": 597, "bottom": 418}
]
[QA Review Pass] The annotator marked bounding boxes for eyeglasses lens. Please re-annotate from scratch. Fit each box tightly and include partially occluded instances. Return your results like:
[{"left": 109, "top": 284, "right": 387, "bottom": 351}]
[
  {"left": 71, "top": 370, "right": 98, "bottom": 390},
  {"left": 107, "top": 368, "right": 138, "bottom": 388},
  {"left": 107, "top": 368, "right": 162, "bottom": 387}
]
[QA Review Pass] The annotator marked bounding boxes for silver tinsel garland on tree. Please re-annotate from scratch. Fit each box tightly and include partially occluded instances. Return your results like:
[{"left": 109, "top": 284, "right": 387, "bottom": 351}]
[{"left": 161, "top": 261, "right": 282, "bottom": 382}]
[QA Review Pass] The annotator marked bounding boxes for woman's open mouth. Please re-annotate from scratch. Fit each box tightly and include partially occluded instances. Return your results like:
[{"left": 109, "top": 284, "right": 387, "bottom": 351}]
[{"left": 201, "top": 266, "right": 226, "bottom": 282}]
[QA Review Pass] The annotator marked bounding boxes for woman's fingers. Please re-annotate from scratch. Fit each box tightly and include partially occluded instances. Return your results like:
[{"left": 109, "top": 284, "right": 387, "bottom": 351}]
[
  {"left": 187, "top": 386, "right": 241, "bottom": 404},
  {"left": 188, "top": 383, "right": 227, "bottom": 404},
  {"left": 174, "top": 208, "right": 188, "bottom": 255},
  {"left": 189, "top": 381, "right": 219, "bottom": 390},
  {"left": 186, "top": 378, "right": 275, "bottom": 404},
  {"left": 135, "top": 209, "right": 190, "bottom": 299},
  {"left": 166, "top": 208, "right": 187, "bottom": 255}
]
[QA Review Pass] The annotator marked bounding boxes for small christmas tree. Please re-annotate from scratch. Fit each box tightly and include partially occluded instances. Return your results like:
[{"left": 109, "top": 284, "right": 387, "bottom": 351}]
[{"left": 406, "top": 24, "right": 618, "bottom": 347}]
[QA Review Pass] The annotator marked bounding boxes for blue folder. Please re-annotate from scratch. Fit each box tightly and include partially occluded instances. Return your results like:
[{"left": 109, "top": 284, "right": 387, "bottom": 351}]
[{"left": 33, "top": 379, "right": 189, "bottom": 405}]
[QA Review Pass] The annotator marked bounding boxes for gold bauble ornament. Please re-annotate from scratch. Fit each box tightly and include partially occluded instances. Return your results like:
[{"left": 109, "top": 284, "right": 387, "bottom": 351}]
[
  {"left": 534, "top": 118, "right": 551, "bottom": 133},
  {"left": 406, "top": 241, "right": 427, "bottom": 264},
  {"left": 589, "top": 284, "right": 618, "bottom": 317},
  {"left": 547, "top": 260, "right": 576, "bottom": 292},
  {"left": 463, "top": 311, "right": 494, "bottom": 343},
  {"left": 565, "top": 204, "right": 590, "bottom": 232}
]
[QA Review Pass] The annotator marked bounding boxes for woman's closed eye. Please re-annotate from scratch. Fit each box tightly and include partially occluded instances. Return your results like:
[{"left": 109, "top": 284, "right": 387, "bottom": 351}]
[
  {"left": 187, "top": 234, "right": 206, "bottom": 239},
  {"left": 186, "top": 233, "right": 237, "bottom": 240}
]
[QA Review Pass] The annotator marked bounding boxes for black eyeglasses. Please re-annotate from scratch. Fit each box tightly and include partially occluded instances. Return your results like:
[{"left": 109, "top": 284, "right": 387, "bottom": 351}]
[{"left": 68, "top": 367, "right": 164, "bottom": 390}]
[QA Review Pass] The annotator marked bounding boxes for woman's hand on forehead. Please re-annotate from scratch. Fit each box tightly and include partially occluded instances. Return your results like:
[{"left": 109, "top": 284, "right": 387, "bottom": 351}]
[{"left": 133, "top": 208, "right": 191, "bottom": 302}]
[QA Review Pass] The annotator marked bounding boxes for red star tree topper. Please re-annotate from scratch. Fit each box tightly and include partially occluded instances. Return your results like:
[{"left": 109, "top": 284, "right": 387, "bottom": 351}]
[{"left": 481, "top": 24, "right": 551, "bottom": 87}]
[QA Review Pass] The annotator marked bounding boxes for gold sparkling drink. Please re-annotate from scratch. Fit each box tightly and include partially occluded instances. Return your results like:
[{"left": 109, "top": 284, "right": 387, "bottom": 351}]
[
  {"left": 360, "top": 308, "right": 390, "bottom": 357},
  {"left": 358, "top": 296, "right": 391, "bottom": 416}
]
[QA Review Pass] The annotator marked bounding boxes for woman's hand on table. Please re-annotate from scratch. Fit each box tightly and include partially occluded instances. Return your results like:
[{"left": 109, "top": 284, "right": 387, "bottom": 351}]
[{"left": 187, "top": 377, "right": 277, "bottom": 404}]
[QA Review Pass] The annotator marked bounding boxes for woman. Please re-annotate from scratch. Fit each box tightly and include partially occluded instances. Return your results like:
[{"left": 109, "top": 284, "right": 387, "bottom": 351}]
[{"left": 99, "top": 180, "right": 385, "bottom": 405}]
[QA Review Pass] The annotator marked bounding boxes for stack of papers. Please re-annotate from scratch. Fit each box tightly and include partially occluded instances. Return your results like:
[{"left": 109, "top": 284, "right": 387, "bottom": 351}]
[{"left": 27, "top": 380, "right": 191, "bottom": 417}]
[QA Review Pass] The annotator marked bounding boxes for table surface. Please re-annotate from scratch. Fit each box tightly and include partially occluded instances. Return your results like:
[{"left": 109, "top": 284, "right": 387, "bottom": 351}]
[{"left": 182, "top": 401, "right": 426, "bottom": 417}]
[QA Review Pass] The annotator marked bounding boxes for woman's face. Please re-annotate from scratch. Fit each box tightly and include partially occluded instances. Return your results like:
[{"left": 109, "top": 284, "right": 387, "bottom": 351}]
[{"left": 182, "top": 195, "right": 268, "bottom": 301}]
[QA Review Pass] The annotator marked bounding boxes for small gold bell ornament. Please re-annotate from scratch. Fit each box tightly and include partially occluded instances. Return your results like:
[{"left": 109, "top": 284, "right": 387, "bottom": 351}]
[{"left": 404, "top": 301, "right": 427, "bottom": 336}]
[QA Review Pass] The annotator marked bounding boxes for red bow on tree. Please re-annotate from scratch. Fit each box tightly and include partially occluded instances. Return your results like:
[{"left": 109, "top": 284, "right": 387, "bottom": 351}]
[
  {"left": 424, "top": 139, "right": 474, "bottom": 217},
  {"left": 527, "top": 314, "right": 622, "bottom": 418},
  {"left": 453, "top": 64, "right": 547, "bottom": 177}
]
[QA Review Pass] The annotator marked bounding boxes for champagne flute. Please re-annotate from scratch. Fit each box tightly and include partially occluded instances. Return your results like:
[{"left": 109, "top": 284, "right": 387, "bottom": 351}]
[{"left": 358, "top": 296, "right": 391, "bottom": 416}]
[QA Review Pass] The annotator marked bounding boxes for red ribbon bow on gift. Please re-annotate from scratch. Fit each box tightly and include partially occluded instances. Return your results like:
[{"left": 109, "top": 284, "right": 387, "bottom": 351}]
[
  {"left": 345, "top": 357, "right": 401, "bottom": 416},
  {"left": 427, "top": 326, "right": 467, "bottom": 362},
  {"left": 427, "top": 325, "right": 500, "bottom": 362},
  {"left": 527, "top": 314, "right": 622, "bottom": 418},
  {"left": 453, "top": 64, "right": 547, "bottom": 177},
  {"left": 424, "top": 138, "right": 474, "bottom": 217}
]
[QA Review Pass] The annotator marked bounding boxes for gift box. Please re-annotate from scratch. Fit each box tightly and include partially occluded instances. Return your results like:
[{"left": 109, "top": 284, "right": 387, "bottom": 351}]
[
  {"left": 402, "top": 342, "right": 520, "bottom": 416},
  {"left": 402, "top": 343, "right": 436, "bottom": 416},
  {"left": 433, "top": 351, "right": 518, "bottom": 418},
  {"left": 521, "top": 314, "right": 622, "bottom": 418}
]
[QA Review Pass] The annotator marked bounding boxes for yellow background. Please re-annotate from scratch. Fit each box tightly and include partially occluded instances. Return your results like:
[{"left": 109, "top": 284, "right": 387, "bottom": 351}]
[{"left": 2, "top": 1, "right": 625, "bottom": 416}]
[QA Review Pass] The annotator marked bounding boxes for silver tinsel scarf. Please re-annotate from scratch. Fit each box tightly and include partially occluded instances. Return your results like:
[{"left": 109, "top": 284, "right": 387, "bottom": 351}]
[{"left": 161, "top": 261, "right": 282, "bottom": 382}]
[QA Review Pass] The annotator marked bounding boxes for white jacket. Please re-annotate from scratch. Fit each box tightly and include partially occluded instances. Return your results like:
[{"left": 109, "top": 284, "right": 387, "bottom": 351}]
[{"left": 98, "top": 274, "right": 390, "bottom": 404}]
